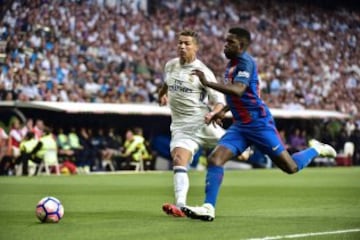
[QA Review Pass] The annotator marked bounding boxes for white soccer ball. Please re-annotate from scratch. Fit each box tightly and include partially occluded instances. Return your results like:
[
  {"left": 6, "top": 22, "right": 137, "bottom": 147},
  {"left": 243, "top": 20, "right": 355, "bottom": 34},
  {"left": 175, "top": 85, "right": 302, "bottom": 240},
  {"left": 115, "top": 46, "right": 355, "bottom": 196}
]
[{"left": 35, "top": 196, "right": 64, "bottom": 223}]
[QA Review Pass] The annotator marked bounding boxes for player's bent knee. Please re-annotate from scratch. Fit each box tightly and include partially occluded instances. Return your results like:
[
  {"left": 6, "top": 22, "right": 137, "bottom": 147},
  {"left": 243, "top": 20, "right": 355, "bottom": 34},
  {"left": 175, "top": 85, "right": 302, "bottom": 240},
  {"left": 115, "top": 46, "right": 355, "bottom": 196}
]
[
  {"left": 272, "top": 154, "right": 298, "bottom": 174},
  {"left": 275, "top": 161, "right": 298, "bottom": 174},
  {"left": 172, "top": 155, "right": 188, "bottom": 167},
  {"left": 283, "top": 166, "right": 298, "bottom": 174}
]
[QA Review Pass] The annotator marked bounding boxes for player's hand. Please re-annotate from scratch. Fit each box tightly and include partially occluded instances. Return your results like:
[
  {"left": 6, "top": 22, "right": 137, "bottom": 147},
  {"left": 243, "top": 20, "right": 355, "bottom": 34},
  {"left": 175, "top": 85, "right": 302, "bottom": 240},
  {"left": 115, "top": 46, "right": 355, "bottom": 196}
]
[
  {"left": 158, "top": 94, "right": 168, "bottom": 106},
  {"left": 191, "top": 69, "right": 208, "bottom": 86},
  {"left": 205, "top": 111, "right": 225, "bottom": 127}
]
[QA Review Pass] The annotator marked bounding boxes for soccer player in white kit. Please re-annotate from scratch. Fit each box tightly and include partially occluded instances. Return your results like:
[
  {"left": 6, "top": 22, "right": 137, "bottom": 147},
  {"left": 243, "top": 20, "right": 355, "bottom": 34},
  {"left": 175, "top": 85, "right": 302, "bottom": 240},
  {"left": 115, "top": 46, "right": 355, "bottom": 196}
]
[{"left": 158, "top": 30, "right": 226, "bottom": 217}]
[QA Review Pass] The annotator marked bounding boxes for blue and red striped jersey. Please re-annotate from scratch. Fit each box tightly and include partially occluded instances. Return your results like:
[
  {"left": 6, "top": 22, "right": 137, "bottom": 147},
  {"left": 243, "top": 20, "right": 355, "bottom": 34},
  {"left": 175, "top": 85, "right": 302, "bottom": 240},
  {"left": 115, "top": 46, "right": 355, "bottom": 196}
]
[{"left": 223, "top": 52, "right": 269, "bottom": 124}]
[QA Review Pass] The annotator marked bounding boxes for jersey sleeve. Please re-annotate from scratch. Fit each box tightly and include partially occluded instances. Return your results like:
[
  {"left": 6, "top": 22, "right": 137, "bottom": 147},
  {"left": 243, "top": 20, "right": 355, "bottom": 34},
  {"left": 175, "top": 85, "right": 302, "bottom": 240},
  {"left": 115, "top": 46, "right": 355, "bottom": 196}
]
[{"left": 233, "top": 58, "right": 252, "bottom": 86}]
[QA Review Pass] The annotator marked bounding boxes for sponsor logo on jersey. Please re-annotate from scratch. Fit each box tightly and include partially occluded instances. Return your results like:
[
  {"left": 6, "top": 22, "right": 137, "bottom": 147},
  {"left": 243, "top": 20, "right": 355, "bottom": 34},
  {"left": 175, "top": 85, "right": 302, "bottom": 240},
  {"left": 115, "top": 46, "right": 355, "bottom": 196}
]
[
  {"left": 169, "top": 80, "right": 193, "bottom": 93},
  {"left": 237, "top": 71, "right": 250, "bottom": 78}
]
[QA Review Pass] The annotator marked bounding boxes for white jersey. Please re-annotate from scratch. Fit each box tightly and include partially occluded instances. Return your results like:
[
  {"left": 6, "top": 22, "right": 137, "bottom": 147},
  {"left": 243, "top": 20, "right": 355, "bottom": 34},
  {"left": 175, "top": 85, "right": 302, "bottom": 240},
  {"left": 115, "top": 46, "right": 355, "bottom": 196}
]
[{"left": 164, "top": 58, "right": 225, "bottom": 133}]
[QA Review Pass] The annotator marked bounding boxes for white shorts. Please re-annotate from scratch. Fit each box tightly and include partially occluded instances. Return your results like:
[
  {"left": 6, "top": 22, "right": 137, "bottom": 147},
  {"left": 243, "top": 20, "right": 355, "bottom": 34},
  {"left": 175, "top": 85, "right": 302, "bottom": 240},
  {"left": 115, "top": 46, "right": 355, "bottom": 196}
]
[{"left": 170, "top": 124, "right": 225, "bottom": 158}]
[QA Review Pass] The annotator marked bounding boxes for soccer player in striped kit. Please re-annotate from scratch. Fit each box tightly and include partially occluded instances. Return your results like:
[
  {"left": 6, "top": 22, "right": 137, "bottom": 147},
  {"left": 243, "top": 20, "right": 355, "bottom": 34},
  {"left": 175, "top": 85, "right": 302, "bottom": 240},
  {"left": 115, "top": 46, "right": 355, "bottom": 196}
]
[{"left": 181, "top": 27, "right": 337, "bottom": 221}]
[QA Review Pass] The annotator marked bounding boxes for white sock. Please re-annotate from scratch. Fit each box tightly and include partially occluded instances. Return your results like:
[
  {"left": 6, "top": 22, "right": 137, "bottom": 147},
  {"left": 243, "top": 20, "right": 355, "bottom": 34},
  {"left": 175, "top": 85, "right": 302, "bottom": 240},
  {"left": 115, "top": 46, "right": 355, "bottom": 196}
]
[{"left": 173, "top": 166, "right": 189, "bottom": 207}]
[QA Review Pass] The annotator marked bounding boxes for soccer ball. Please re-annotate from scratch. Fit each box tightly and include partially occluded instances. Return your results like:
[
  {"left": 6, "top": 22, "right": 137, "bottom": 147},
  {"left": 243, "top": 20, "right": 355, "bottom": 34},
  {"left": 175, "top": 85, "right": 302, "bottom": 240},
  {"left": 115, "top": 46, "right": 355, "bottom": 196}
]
[{"left": 35, "top": 196, "right": 64, "bottom": 223}]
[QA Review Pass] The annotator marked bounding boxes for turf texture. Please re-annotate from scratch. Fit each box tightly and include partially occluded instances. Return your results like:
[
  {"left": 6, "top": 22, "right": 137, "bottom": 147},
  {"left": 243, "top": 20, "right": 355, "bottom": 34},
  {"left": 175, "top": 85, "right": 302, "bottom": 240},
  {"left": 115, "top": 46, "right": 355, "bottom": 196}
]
[{"left": 0, "top": 167, "right": 359, "bottom": 240}]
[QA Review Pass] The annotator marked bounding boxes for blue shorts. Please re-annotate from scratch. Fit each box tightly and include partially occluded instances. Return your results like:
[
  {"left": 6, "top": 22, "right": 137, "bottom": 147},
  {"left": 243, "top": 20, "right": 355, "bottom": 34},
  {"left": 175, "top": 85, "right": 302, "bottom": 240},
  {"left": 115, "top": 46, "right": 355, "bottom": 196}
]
[{"left": 218, "top": 117, "right": 285, "bottom": 158}]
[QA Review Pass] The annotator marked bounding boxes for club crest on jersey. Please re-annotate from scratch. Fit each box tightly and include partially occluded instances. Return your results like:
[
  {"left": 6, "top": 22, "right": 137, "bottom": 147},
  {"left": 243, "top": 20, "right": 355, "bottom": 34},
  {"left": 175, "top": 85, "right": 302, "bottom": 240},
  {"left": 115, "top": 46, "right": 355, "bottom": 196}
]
[{"left": 189, "top": 75, "right": 194, "bottom": 82}]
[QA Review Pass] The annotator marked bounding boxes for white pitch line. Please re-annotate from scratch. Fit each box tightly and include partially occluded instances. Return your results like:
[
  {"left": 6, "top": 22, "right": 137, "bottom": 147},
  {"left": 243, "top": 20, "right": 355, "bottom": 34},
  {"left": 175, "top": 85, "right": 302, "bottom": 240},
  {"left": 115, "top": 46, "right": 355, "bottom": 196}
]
[{"left": 245, "top": 228, "right": 360, "bottom": 240}]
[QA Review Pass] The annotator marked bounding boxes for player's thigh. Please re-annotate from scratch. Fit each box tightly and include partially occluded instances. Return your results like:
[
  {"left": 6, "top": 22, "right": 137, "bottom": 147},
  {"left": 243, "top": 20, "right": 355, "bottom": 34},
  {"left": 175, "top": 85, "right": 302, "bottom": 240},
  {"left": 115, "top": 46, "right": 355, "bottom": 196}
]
[
  {"left": 248, "top": 125, "right": 297, "bottom": 173},
  {"left": 170, "top": 131, "right": 199, "bottom": 166},
  {"left": 248, "top": 124, "right": 285, "bottom": 158},
  {"left": 217, "top": 124, "right": 248, "bottom": 157}
]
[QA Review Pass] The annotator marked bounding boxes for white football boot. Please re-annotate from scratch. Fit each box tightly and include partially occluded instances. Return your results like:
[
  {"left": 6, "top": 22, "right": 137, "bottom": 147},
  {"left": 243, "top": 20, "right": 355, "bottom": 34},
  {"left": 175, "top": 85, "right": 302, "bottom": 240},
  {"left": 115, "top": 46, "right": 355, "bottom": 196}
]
[
  {"left": 309, "top": 139, "right": 337, "bottom": 158},
  {"left": 181, "top": 203, "right": 215, "bottom": 221}
]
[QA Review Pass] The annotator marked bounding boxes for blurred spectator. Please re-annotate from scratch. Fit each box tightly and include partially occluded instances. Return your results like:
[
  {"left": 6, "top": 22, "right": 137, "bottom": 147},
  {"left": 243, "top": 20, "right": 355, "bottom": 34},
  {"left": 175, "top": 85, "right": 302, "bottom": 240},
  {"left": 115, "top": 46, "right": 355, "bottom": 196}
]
[
  {"left": 0, "top": 127, "right": 11, "bottom": 175},
  {"left": 15, "top": 131, "right": 41, "bottom": 176},
  {"left": 77, "top": 127, "right": 93, "bottom": 173},
  {"left": 349, "top": 128, "right": 360, "bottom": 165},
  {"left": 67, "top": 126, "right": 85, "bottom": 171},
  {"left": 133, "top": 127, "right": 155, "bottom": 170},
  {"left": 33, "top": 119, "right": 45, "bottom": 139},
  {"left": 101, "top": 128, "right": 122, "bottom": 171},
  {"left": 21, "top": 118, "right": 34, "bottom": 137},
  {"left": 33, "top": 127, "right": 59, "bottom": 175},
  {"left": 288, "top": 128, "right": 307, "bottom": 154},
  {"left": 89, "top": 128, "right": 108, "bottom": 171},
  {"left": 8, "top": 117, "right": 24, "bottom": 159},
  {"left": 0, "top": 127, "right": 8, "bottom": 160},
  {"left": 57, "top": 127, "right": 76, "bottom": 162},
  {"left": 68, "top": 127, "right": 82, "bottom": 151},
  {"left": 115, "top": 127, "right": 152, "bottom": 170}
]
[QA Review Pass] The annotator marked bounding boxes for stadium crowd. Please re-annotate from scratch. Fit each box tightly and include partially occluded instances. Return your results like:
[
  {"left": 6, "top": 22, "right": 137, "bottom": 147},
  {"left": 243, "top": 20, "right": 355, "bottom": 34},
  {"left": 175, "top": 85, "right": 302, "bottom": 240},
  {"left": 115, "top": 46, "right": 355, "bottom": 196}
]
[
  {"left": 0, "top": 0, "right": 359, "bottom": 113},
  {"left": 0, "top": 0, "right": 359, "bottom": 174}
]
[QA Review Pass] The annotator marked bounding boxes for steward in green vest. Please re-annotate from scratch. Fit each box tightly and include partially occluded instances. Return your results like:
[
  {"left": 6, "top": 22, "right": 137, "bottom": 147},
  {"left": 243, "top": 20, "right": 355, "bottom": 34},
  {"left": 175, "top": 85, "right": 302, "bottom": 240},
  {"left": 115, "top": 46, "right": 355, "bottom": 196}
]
[
  {"left": 35, "top": 130, "right": 58, "bottom": 166},
  {"left": 16, "top": 132, "right": 42, "bottom": 176}
]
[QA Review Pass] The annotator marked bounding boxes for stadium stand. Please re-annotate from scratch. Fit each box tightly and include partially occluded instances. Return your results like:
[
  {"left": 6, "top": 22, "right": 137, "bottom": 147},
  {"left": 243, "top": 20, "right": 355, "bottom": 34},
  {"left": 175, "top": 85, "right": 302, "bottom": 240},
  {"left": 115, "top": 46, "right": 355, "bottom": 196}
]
[
  {"left": 0, "top": 0, "right": 358, "bottom": 115},
  {"left": 0, "top": 0, "right": 359, "bottom": 173}
]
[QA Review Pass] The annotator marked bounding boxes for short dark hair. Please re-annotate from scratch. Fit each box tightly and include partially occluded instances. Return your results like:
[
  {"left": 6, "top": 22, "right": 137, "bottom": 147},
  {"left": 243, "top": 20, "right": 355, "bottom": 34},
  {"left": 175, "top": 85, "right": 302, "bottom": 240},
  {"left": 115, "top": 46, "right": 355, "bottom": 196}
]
[
  {"left": 228, "top": 27, "right": 251, "bottom": 45},
  {"left": 133, "top": 127, "right": 143, "bottom": 135},
  {"left": 179, "top": 30, "right": 199, "bottom": 45},
  {"left": 25, "top": 131, "right": 35, "bottom": 139}
]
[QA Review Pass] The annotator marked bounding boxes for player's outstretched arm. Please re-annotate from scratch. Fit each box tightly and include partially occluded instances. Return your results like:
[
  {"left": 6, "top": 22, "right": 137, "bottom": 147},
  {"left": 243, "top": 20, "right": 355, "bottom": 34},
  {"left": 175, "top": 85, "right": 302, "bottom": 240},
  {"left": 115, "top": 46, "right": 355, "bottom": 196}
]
[
  {"left": 192, "top": 69, "right": 247, "bottom": 97},
  {"left": 206, "top": 81, "right": 246, "bottom": 97}
]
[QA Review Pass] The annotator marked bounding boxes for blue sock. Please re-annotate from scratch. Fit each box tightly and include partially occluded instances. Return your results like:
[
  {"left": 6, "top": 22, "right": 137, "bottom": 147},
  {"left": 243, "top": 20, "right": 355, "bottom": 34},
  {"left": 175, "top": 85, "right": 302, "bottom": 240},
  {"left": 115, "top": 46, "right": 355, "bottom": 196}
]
[
  {"left": 292, "top": 148, "right": 318, "bottom": 171},
  {"left": 204, "top": 166, "right": 224, "bottom": 207}
]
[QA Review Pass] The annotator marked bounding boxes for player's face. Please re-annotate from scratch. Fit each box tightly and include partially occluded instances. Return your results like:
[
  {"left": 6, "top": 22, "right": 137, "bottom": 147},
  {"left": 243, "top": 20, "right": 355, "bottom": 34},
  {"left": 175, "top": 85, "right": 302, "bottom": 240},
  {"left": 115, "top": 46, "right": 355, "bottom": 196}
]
[
  {"left": 224, "top": 33, "right": 241, "bottom": 59},
  {"left": 177, "top": 35, "right": 198, "bottom": 64}
]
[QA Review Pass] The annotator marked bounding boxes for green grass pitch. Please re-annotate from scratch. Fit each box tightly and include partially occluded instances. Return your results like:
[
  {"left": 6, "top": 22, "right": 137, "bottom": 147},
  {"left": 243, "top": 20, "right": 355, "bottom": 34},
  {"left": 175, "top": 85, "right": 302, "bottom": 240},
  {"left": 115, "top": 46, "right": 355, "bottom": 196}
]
[{"left": 0, "top": 167, "right": 359, "bottom": 240}]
